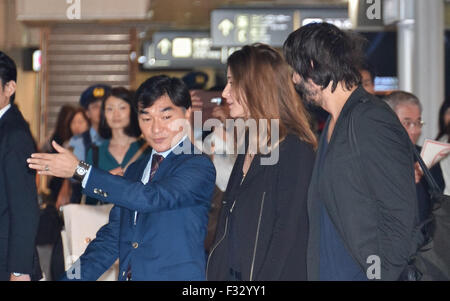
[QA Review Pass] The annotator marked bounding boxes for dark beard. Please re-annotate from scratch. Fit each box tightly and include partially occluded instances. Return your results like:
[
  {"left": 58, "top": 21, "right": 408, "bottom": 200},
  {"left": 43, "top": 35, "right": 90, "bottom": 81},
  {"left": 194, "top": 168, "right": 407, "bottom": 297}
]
[{"left": 294, "top": 81, "right": 321, "bottom": 108}]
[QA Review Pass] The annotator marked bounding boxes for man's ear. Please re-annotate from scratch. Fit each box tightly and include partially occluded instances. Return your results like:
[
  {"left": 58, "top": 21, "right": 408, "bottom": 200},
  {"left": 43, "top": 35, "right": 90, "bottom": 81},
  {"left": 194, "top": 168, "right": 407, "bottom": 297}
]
[
  {"left": 5, "top": 81, "right": 16, "bottom": 98},
  {"left": 292, "top": 72, "right": 301, "bottom": 84}
]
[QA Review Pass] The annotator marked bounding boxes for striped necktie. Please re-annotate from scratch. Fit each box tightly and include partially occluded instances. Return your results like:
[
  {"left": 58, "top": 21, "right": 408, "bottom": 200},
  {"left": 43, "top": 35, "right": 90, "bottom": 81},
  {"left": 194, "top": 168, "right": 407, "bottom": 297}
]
[{"left": 149, "top": 154, "right": 164, "bottom": 182}]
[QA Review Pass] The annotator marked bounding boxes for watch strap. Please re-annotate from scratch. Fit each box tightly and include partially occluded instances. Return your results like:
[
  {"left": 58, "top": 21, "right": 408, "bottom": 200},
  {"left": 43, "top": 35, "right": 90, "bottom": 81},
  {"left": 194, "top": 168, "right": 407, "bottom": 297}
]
[{"left": 72, "top": 160, "right": 91, "bottom": 182}]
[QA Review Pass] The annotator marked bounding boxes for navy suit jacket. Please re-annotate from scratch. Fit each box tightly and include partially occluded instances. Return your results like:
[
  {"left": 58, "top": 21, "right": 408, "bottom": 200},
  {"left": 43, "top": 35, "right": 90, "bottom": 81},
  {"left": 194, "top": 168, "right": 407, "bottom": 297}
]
[{"left": 62, "top": 140, "right": 216, "bottom": 281}]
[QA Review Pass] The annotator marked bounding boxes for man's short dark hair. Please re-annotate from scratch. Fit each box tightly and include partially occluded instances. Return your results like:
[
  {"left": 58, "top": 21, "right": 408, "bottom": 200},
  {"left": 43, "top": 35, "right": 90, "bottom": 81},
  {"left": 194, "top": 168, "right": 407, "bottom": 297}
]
[
  {"left": 0, "top": 51, "right": 17, "bottom": 104},
  {"left": 98, "top": 87, "right": 141, "bottom": 139},
  {"left": 135, "top": 75, "right": 191, "bottom": 111},
  {"left": 283, "top": 22, "right": 363, "bottom": 93}
]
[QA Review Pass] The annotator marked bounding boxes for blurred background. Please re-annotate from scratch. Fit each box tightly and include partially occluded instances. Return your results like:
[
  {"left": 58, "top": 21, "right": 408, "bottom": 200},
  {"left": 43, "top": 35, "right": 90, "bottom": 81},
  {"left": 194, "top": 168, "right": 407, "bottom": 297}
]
[{"left": 1, "top": 0, "right": 449, "bottom": 146}]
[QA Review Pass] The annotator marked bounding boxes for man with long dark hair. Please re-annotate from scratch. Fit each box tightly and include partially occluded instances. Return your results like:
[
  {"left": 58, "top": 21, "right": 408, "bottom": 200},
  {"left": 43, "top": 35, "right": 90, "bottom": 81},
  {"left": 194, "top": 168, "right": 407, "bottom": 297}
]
[{"left": 284, "top": 23, "right": 418, "bottom": 281}]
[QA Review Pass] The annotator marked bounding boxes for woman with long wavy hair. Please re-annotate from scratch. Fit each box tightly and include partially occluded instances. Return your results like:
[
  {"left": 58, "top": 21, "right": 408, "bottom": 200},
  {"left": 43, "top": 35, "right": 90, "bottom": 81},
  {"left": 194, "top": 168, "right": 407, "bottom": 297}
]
[{"left": 206, "top": 44, "right": 317, "bottom": 281}]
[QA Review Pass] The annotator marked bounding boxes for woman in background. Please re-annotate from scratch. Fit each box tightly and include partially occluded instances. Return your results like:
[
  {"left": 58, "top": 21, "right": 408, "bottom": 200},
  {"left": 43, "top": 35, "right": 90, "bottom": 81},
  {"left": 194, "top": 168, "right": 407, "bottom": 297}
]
[
  {"left": 48, "top": 107, "right": 91, "bottom": 208},
  {"left": 41, "top": 105, "right": 76, "bottom": 153},
  {"left": 40, "top": 105, "right": 77, "bottom": 206},
  {"left": 68, "top": 107, "right": 90, "bottom": 138}
]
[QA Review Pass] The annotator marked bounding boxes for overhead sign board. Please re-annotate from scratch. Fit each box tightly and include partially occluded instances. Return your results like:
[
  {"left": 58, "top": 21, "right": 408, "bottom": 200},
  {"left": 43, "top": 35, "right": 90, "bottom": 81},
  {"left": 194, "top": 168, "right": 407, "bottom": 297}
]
[
  {"left": 211, "top": 8, "right": 349, "bottom": 47},
  {"left": 142, "top": 31, "right": 239, "bottom": 69},
  {"left": 212, "top": 9, "right": 296, "bottom": 47}
]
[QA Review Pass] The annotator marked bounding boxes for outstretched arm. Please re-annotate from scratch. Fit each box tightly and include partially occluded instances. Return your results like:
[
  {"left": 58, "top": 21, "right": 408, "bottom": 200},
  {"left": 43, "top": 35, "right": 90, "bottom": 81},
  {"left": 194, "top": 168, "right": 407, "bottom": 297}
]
[
  {"left": 82, "top": 155, "right": 215, "bottom": 213},
  {"left": 28, "top": 140, "right": 216, "bottom": 213}
]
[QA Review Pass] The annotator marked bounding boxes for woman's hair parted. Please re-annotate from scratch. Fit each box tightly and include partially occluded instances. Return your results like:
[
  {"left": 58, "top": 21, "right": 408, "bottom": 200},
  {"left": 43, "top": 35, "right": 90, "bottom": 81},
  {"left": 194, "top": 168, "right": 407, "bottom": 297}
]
[{"left": 227, "top": 43, "right": 318, "bottom": 150}]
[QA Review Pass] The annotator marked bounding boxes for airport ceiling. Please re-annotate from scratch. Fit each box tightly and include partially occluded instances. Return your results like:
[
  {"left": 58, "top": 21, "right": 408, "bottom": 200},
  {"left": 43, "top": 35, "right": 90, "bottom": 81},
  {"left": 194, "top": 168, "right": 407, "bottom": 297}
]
[{"left": 147, "top": 0, "right": 348, "bottom": 29}]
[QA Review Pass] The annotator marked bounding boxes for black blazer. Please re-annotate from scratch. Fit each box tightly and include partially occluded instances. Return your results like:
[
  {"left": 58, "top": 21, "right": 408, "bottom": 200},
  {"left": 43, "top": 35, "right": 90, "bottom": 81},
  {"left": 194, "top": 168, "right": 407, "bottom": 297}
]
[
  {"left": 0, "top": 105, "right": 40, "bottom": 280},
  {"left": 207, "top": 134, "right": 315, "bottom": 281},
  {"left": 307, "top": 86, "right": 418, "bottom": 281}
]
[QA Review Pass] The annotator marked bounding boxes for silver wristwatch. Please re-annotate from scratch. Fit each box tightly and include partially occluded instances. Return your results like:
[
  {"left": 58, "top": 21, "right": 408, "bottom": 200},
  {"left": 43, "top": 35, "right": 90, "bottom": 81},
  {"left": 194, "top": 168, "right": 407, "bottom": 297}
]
[{"left": 72, "top": 160, "right": 90, "bottom": 182}]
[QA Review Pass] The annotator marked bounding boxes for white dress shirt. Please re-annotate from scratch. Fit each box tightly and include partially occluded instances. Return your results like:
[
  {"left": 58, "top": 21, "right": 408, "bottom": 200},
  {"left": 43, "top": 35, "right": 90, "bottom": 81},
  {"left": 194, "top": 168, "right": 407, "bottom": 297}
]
[{"left": 0, "top": 103, "right": 11, "bottom": 120}]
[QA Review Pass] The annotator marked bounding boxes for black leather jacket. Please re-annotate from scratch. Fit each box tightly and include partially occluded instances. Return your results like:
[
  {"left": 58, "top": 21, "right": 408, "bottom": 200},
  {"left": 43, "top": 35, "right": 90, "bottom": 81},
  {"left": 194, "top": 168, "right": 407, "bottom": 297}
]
[
  {"left": 206, "top": 134, "right": 315, "bottom": 281},
  {"left": 307, "top": 87, "right": 418, "bottom": 281}
]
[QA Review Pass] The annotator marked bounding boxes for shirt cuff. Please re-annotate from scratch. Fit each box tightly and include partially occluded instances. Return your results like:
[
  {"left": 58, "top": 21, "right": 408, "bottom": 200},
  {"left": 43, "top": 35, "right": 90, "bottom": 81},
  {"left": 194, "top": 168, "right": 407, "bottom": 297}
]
[{"left": 81, "top": 166, "right": 93, "bottom": 189}]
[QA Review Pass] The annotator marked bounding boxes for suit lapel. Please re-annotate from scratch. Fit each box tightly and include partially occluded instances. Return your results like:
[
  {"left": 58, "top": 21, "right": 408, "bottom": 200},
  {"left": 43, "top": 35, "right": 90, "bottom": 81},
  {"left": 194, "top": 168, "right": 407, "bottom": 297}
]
[
  {"left": 0, "top": 114, "right": 5, "bottom": 129},
  {"left": 239, "top": 154, "right": 266, "bottom": 188},
  {"left": 324, "top": 86, "right": 367, "bottom": 156},
  {"left": 0, "top": 105, "right": 14, "bottom": 128},
  {"left": 127, "top": 153, "right": 152, "bottom": 182}
]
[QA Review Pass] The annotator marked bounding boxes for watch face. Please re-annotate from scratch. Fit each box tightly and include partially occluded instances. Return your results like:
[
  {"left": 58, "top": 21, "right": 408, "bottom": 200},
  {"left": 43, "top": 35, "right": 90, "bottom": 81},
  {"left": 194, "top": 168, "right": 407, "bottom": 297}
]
[{"left": 77, "top": 166, "right": 87, "bottom": 176}]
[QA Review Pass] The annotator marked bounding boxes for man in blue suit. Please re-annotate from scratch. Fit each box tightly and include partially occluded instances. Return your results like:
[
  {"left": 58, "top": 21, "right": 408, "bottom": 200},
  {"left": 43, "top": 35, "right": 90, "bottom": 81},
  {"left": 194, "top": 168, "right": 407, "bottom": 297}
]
[{"left": 28, "top": 75, "right": 216, "bottom": 281}]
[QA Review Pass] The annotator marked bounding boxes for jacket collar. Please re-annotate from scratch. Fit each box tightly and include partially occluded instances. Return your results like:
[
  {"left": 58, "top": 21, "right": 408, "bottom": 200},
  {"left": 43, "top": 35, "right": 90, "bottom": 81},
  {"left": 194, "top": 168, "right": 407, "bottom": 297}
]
[
  {"left": 0, "top": 104, "right": 17, "bottom": 128},
  {"left": 0, "top": 103, "right": 11, "bottom": 120},
  {"left": 237, "top": 131, "right": 281, "bottom": 188},
  {"left": 323, "top": 85, "right": 369, "bottom": 154}
]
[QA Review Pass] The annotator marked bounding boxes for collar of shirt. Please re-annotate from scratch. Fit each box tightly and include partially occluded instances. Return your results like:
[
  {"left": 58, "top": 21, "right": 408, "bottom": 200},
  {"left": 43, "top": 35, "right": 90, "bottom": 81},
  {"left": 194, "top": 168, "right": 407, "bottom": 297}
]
[
  {"left": 141, "top": 135, "right": 188, "bottom": 184},
  {"left": 0, "top": 104, "right": 11, "bottom": 120}
]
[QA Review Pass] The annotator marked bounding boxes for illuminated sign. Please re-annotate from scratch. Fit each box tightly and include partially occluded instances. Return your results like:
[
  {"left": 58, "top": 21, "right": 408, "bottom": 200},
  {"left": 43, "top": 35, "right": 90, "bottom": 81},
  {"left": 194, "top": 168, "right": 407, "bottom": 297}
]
[
  {"left": 212, "top": 9, "right": 296, "bottom": 47},
  {"left": 211, "top": 8, "right": 349, "bottom": 47},
  {"left": 142, "top": 31, "right": 239, "bottom": 69},
  {"left": 302, "top": 18, "right": 352, "bottom": 29}
]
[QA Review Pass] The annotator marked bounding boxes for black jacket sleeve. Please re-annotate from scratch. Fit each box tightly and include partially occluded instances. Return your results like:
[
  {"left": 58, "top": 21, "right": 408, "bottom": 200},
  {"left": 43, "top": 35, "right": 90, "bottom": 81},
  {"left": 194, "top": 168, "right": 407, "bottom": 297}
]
[
  {"left": 5, "top": 128, "right": 40, "bottom": 274},
  {"left": 356, "top": 105, "right": 417, "bottom": 281}
]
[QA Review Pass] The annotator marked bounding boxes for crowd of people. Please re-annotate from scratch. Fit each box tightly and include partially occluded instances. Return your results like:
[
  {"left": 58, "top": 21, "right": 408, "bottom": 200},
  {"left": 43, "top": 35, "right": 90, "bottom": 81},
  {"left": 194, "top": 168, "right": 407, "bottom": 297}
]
[{"left": 1, "top": 22, "right": 449, "bottom": 281}]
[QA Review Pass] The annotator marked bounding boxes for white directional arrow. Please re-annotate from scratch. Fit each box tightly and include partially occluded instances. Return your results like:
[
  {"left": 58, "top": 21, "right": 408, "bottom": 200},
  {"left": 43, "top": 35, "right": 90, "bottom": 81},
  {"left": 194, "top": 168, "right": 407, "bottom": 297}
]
[
  {"left": 237, "top": 30, "right": 247, "bottom": 43},
  {"left": 157, "top": 38, "right": 172, "bottom": 55},
  {"left": 218, "top": 19, "right": 234, "bottom": 37}
]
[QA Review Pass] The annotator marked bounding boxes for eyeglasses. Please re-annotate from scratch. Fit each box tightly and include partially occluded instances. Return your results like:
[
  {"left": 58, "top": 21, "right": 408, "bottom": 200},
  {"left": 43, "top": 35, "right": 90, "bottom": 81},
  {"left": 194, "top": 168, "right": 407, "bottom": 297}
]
[{"left": 401, "top": 119, "right": 425, "bottom": 129}]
